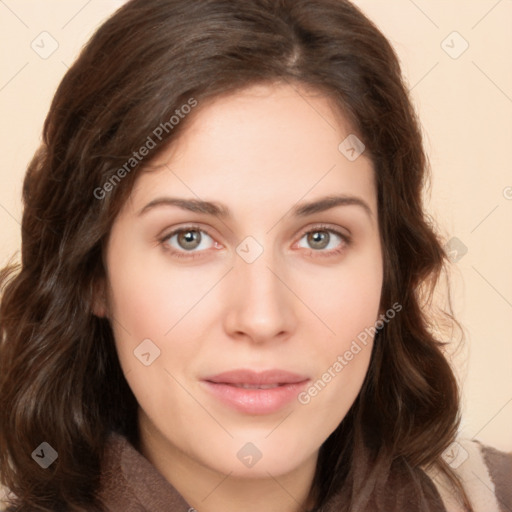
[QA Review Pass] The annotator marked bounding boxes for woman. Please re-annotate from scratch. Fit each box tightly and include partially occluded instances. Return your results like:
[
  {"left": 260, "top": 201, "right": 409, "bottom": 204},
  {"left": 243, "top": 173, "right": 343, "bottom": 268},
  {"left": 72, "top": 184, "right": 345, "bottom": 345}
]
[{"left": 0, "top": 0, "right": 510, "bottom": 511}]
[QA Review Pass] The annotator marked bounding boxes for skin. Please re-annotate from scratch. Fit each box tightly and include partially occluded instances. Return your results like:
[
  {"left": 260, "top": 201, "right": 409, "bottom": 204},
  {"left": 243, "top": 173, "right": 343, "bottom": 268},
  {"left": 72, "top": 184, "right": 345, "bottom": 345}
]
[{"left": 100, "top": 82, "right": 383, "bottom": 512}]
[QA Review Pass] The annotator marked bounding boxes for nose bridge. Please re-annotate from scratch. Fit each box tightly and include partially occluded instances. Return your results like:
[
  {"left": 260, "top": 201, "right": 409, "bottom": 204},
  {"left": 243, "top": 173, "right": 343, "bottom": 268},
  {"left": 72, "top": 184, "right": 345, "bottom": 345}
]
[
  {"left": 224, "top": 239, "right": 296, "bottom": 341},
  {"left": 240, "top": 250, "right": 280, "bottom": 305}
]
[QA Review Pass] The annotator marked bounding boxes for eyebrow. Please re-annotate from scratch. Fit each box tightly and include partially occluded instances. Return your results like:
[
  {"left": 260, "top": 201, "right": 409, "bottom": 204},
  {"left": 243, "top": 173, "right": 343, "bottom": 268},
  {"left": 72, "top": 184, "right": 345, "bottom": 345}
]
[{"left": 138, "top": 194, "right": 373, "bottom": 219}]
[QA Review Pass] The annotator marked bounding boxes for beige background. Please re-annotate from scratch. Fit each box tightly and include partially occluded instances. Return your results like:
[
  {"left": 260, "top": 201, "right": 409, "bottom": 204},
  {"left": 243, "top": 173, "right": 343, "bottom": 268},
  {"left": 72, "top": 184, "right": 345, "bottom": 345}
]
[{"left": 0, "top": 1, "right": 511, "bottom": 452}]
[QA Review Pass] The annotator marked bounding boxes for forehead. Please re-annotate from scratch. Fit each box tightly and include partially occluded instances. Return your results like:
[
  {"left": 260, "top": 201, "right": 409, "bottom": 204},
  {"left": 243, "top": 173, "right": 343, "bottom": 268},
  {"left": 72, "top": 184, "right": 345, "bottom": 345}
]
[{"left": 124, "top": 82, "right": 376, "bottom": 220}]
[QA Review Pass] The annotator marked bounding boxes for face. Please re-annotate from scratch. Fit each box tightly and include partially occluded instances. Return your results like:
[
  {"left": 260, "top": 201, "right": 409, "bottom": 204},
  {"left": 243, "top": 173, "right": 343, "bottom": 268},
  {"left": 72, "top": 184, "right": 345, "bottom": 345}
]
[{"left": 102, "top": 83, "right": 383, "bottom": 482}]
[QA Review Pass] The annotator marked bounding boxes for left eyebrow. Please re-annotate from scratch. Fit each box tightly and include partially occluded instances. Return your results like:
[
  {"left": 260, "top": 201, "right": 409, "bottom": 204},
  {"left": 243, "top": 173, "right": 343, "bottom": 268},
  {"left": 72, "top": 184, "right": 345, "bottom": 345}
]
[{"left": 292, "top": 194, "right": 373, "bottom": 219}]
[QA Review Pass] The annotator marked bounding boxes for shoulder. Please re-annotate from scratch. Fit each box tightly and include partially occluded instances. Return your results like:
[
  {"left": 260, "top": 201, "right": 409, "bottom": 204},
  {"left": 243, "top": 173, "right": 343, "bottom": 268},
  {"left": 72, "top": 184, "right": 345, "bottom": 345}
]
[
  {"left": 425, "top": 438, "right": 512, "bottom": 512},
  {"left": 478, "top": 442, "right": 512, "bottom": 511}
]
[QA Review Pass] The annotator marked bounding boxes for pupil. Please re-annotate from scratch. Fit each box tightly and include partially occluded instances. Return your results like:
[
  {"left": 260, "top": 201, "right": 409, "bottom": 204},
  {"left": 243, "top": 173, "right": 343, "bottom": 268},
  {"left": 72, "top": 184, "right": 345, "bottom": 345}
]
[
  {"left": 179, "top": 230, "right": 201, "bottom": 250},
  {"left": 308, "top": 231, "right": 329, "bottom": 249}
]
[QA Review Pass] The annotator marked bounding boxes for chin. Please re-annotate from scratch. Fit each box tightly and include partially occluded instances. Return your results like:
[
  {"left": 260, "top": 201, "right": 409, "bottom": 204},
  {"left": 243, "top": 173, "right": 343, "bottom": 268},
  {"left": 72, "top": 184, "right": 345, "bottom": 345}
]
[{"left": 193, "top": 433, "right": 318, "bottom": 479}]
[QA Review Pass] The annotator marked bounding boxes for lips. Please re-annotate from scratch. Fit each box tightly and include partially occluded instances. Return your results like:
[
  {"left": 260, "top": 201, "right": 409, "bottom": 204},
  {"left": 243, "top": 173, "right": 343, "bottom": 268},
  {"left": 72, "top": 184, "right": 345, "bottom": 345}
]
[{"left": 201, "top": 369, "right": 309, "bottom": 415}]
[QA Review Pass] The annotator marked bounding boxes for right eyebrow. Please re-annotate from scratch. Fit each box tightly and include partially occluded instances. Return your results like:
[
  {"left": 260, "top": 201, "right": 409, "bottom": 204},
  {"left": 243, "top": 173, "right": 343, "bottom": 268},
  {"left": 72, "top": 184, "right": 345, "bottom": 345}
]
[{"left": 138, "top": 197, "right": 231, "bottom": 218}]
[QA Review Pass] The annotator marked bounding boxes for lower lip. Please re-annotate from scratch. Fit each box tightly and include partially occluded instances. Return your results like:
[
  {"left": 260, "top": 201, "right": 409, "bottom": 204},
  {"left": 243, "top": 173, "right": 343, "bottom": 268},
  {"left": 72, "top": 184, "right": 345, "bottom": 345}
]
[{"left": 201, "top": 380, "right": 309, "bottom": 415}]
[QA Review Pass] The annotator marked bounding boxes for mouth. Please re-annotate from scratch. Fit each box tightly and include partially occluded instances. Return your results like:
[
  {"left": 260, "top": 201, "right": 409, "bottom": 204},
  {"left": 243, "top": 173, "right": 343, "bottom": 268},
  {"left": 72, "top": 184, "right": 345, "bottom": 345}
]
[
  {"left": 201, "top": 369, "right": 310, "bottom": 415},
  {"left": 224, "top": 383, "right": 287, "bottom": 389}
]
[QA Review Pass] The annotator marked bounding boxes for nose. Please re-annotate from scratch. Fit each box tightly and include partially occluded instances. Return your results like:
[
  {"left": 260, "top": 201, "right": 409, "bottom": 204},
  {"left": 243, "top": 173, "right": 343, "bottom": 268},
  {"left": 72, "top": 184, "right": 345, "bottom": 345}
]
[{"left": 222, "top": 247, "right": 298, "bottom": 344}]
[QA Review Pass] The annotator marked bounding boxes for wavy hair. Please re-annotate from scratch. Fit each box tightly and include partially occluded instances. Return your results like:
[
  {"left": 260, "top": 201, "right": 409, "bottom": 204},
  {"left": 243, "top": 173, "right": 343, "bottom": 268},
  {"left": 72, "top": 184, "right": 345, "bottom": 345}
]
[{"left": 0, "top": 0, "right": 470, "bottom": 510}]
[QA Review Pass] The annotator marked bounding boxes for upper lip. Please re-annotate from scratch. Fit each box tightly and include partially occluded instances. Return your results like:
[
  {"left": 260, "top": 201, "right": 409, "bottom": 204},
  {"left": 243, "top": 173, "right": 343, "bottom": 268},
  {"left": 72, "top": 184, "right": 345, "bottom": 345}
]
[{"left": 203, "top": 369, "right": 309, "bottom": 386}]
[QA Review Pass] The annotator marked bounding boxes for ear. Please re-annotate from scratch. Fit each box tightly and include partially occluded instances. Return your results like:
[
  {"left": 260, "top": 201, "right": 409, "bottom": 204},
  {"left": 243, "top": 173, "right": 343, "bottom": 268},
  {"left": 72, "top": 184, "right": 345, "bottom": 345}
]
[{"left": 91, "top": 277, "right": 109, "bottom": 318}]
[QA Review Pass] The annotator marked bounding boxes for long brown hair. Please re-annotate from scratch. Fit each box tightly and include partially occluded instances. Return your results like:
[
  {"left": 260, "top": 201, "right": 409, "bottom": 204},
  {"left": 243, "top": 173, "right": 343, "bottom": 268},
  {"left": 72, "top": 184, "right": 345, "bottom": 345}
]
[{"left": 0, "top": 0, "right": 470, "bottom": 510}]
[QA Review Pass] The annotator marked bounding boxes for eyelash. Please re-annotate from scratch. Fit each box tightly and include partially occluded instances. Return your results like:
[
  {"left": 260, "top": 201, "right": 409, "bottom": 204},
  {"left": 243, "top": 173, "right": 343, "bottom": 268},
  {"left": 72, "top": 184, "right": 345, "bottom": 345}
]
[{"left": 159, "top": 224, "right": 351, "bottom": 260}]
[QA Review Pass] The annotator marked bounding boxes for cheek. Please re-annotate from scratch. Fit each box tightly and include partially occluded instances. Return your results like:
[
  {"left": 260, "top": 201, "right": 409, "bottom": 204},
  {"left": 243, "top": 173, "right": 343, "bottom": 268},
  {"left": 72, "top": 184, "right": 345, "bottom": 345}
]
[
  {"left": 105, "top": 262, "right": 205, "bottom": 426},
  {"left": 305, "top": 246, "right": 383, "bottom": 343},
  {"left": 298, "top": 250, "right": 382, "bottom": 412},
  {"left": 105, "top": 246, "right": 216, "bottom": 343},
  {"left": 296, "top": 302, "right": 378, "bottom": 440}
]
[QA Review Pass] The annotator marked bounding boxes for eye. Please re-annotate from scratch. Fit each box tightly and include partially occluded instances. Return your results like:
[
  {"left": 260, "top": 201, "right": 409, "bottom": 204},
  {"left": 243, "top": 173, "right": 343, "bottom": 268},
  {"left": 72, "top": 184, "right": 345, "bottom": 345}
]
[
  {"left": 296, "top": 226, "right": 350, "bottom": 256},
  {"left": 161, "top": 226, "right": 220, "bottom": 256}
]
